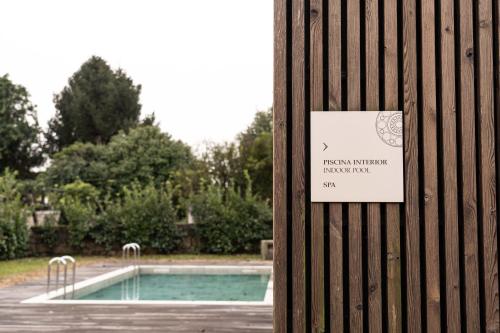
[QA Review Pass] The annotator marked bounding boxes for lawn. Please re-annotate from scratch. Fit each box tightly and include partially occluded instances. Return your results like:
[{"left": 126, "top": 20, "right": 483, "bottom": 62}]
[{"left": 0, "top": 254, "right": 262, "bottom": 288}]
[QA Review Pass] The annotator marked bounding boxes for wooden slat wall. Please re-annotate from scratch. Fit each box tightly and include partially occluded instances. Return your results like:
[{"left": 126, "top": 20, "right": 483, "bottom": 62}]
[{"left": 273, "top": 0, "right": 499, "bottom": 332}]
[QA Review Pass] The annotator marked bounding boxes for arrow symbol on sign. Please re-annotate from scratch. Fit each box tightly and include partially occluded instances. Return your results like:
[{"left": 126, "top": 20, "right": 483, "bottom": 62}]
[{"left": 323, "top": 142, "right": 328, "bottom": 151}]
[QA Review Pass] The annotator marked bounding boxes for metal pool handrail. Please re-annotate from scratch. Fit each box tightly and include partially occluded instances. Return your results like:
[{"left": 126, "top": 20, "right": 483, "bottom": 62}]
[
  {"left": 122, "top": 243, "right": 141, "bottom": 267},
  {"left": 121, "top": 243, "right": 141, "bottom": 300},
  {"left": 47, "top": 257, "right": 67, "bottom": 296},
  {"left": 47, "top": 256, "right": 77, "bottom": 299},
  {"left": 60, "top": 255, "right": 76, "bottom": 299}
]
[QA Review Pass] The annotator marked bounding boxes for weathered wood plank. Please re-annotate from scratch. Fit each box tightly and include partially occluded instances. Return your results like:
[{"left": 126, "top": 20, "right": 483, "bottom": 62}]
[
  {"left": 365, "top": 0, "right": 382, "bottom": 331},
  {"left": 273, "top": 0, "right": 288, "bottom": 330},
  {"left": 328, "top": 0, "right": 344, "bottom": 330},
  {"left": 420, "top": 0, "right": 441, "bottom": 330},
  {"left": 348, "top": 204, "right": 363, "bottom": 332},
  {"left": 384, "top": 0, "right": 403, "bottom": 331},
  {"left": 440, "top": 0, "right": 462, "bottom": 330},
  {"left": 329, "top": 204, "right": 343, "bottom": 332},
  {"left": 309, "top": 0, "right": 325, "bottom": 331},
  {"left": 402, "top": 0, "right": 422, "bottom": 331},
  {"left": 477, "top": 0, "right": 499, "bottom": 330},
  {"left": 347, "top": 0, "right": 363, "bottom": 331},
  {"left": 458, "top": 0, "right": 481, "bottom": 330},
  {"left": 291, "top": 0, "right": 307, "bottom": 330}
]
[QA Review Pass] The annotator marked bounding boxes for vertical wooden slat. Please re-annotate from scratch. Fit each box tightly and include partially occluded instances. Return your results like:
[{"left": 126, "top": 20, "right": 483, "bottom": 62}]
[
  {"left": 347, "top": 0, "right": 363, "bottom": 331},
  {"left": 310, "top": 0, "right": 325, "bottom": 331},
  {"left": 273, "top": 0, "right": 288, "bottom": 330},
  {"left": 328, "top": 0, "right": 344, "bottom": 330},
  {"left": 420, "top": 0, "right": 441, "bottom": 330},
  {"left": 402, "top": 0, "right": 422, "bottom": 331},
  {"left": 477, "top": 0, "right": 499, "bottom": 330},
  {"left": 274, "top": 1, "right": 499, "bottom": 331},
  {"left": 458, "top": 0, "right": 481, "bottom": 330},
  {"left": 329, "top": 204, "right": 344, "bottom": 332},
  {"left": 291, "top": 0, "right": 307, "bottom": 330},
  {"left": 365, "top": 0, "right": 382, "bottom": 331},
  {"left": 348, "top": 206, "right": 363, "bottom": 332},
  {"left": 440, "top": 0, "right": 462, "bottom": 330},
  {"left": 384, "top": 0, "right": 403, "bottom": 331}
]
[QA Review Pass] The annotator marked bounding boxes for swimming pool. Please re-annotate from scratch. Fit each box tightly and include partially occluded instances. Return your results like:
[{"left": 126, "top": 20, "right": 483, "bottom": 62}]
[{"left": 22, "top": 265, "right": 273, "bottom": 305}]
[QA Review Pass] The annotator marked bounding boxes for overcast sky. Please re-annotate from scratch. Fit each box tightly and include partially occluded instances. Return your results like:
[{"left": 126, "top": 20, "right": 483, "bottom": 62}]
[{"left": 0, "top": 0, "right": 273, "bottom": 151}]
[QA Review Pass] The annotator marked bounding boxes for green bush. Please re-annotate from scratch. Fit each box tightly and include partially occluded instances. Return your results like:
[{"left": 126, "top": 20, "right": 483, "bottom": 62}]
[
  {"left": 37, "top": 214, "right": 59, "bottom": 249},
  {"left": 58, "top": 196, "right": 96, "bottom": 248},
  {"left": 42, "top": 126, "right": 194, "bottom": 195},
  {"left": 91, "top": 183, "right": 180, "bottom": 253},
  {"left": 0, "top": 171, "right": 29, "bottom": 259},
  {"left": 191, "top": 185, "right": 272, "bottom": 254},
  {"left": 59, "top": 180, "right": 100, "bottom": 204},
  {"left": 53, "top": 180, "right": 99, "bottom": 248}
]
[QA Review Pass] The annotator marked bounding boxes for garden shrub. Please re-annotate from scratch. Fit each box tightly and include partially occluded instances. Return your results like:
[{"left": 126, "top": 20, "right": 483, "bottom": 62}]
[
  {"left": 191, "top": 185, "right": 272, "bottom": 254},
  {"left": 36, "top": 215, "right": 60, "bottom": 250},
  {"left": 59, "top": 180, "right": 100, "bottom": 204},
  {"left": 91, "top": 183, "right": 180, "bottom": 253},
  {"left": 58, "top": 197, "right": 96, "bottom": 248},
  {"left": 0, "top": 170, "right": 29, "bottom": 259},
  {"left": 90, "top": 196, "right": 123, "bottom": 251},
  {"left": 53, "top": 180, "right": 99, "bottom": 248},
  {"left": 118, "top": 183, "right": 179, "bottom": 253}
]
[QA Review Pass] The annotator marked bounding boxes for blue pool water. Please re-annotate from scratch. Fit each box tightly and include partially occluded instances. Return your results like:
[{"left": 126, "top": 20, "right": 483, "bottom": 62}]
[{"left": 79, "top": 274, "right": 270, "bottom": 301}]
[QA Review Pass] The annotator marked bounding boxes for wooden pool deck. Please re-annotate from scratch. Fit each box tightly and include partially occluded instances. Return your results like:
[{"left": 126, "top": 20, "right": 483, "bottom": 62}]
[{"left": 0, "top": 261, "right": 273, "bottom": 332}]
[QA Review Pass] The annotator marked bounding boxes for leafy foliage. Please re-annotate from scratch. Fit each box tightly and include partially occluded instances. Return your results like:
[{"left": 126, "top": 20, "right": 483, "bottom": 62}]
[
  {"left": 0, "top": 171, "right": 29, "bottom": 259},
  {"left": 199, "top": 109, "right": 273, "bottom": 203},
  {"left": 46, "top": 56, "right": 142, "bottom": 152},
  {"left": 57, "top": 180, "right": 100, "bottom": 204},
  {"left": 191, "top": 184, "right": 272, "bottom": 254},
  {"left": 42, "top": 126, "right": 193, "bottom": 194},
  {"left": 201, "top": 142, "right": 244, "bottom": 193},
  {"left": 237, "top": 109, "right": 273, "bottom": 202},
  {"left": 91, "top": 183, "right": 180, "bottom": 253},
  {"left": 35, "top": 215, "right": 59, "bottom": 249},
  {"left": 0, "top": 75, "right": 44, "bottom": 178},
  {"left": 57, "top": 196, "right": 96, "bottom": 248}
]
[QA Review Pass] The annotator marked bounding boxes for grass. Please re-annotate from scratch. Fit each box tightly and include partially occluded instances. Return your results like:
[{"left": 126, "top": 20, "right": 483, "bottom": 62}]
[{"left": 0, "top": 254, "right": 263, "bottom": 288}]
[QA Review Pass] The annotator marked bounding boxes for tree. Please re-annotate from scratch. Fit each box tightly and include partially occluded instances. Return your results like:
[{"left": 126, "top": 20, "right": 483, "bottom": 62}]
[
  {"left": 0, "top": 170, "right": 29, "bottom": 259},
  {"left": 46, "top": 56, "right": 142, "bottom": 152},
  {"left": 42, "top": 125, "right": 194, "bottom": 194},
  {"left": 0, "top": 75, "right": 43, "bottom": 178},
  {"left": 199, "top": 109, "right": 273, "bottom": 203},
  {"left": 201, "top": 142, "right": 244, "bottom": 192},
  {"left": 237, "top": 109, "right": 272, "bottom": 202}
]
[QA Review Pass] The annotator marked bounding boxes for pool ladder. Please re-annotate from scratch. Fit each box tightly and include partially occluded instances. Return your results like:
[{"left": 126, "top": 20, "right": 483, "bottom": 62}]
[
  {"left": 122, "top": 243, "right": 141, "bottom": 267},
  {"left": 122, "top": 243, "right": 141, "bottom": 300},
  {"left": 47, "top": 255, "right": 76, "bottom": 299}
]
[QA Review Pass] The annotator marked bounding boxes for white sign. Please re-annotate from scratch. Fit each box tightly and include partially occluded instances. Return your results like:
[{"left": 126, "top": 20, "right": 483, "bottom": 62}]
[{"left": 311, "top": 111, "right": 404, "bottom": 202}]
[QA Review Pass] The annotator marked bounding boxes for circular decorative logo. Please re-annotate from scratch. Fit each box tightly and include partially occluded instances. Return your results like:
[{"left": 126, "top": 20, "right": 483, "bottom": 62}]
[{"left": 375, "top": 111, "right": 403, "bottom": 147}]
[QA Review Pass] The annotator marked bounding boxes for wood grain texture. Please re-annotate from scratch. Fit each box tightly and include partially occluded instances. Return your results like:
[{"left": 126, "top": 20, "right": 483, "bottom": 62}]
[
  {"left": 365, "top": 0, "right": 382, "bottom": 332},
  {"left": 477, "top": 0, "right": 499, "bottom": 330},
  {"left": 273, "top": 0, "right": 287, "bottom": 331},
  {"left": 420, "top": 0, "right": 441, "bottom": 330},
  {"left": 348, "top": 204, "right": 363, "bottom": 333},
  {"left": 328, "top": 0, "right": 344, "bottom": 330},
  {"left": 272, "top": 1, "right": 499, "bottom": 332},
  {"left": 291, "top": 0, "right": 306, "bottom": 331},
  {"left": 329, "top": 204, "right": 344, "bottom": 332},
  {"left": 402, "top": 0, "right": 422, "bottom": 331},
  {"left": 458, "top": 0, "right": 481, "bottom": 330},
  {"left": 384, "top": 0, "right": 403, "bottom": 331},
  {"left": 309, "top": 0, "right": 325, "bottom": 331},
  {"left": 439, "top": 0, "right": 462, "bottom": 330},
  {"left": 347, "top": 0, "right": 363, "bottom": 331}
]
